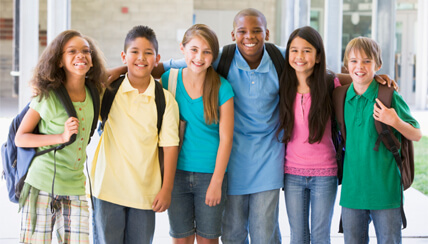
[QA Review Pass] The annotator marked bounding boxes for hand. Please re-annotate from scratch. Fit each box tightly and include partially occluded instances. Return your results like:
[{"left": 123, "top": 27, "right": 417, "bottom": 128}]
[
  {"left": 373, "top": 98, "right": 398, "bottom": 126},
  {"left": 62, "top": 117, "right": 79, "bottom": 143},
  {"left": 152, "top": 189, "right": 171, "bottom": 212},
  {"left": 374, "top": 74, "right": 399, "bottom": 91},
  {"left": 205, "top": 182, "right": 222, "bottom": 207}
]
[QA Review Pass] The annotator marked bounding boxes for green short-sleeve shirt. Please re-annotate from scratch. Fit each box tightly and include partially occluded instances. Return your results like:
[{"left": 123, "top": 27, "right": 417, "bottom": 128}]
[
  {"left": 340, "top": 80, "right": 419, "bottom": 210},
  {"left": 25, "top": 88, "right": 94, "bottom": 196}
]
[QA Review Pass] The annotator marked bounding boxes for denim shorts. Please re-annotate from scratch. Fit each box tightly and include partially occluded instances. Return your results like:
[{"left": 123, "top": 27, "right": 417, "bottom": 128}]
[{"left": 168, "top": 170, "right": 227, "bottom": 239}]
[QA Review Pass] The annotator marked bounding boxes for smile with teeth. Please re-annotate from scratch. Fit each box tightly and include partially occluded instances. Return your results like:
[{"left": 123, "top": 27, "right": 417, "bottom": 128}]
[
  {"left": 355, "top": 72, "right": 366, "bottom": 77},
  {"left": 74, "top": 63, "right": 86, "bottom": 66},
  {"left": 192, "top": 61, "right": 204, "bottom": 66},
  {"left": 136, "top": 64, "right": 147, "bottom": 67},
  {"left": 244, "top": 43, "right": 256, "bottom": 47}
]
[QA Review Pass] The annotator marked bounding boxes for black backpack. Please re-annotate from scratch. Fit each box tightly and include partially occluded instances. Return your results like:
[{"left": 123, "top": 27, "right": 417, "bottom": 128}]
[
  {"left": 216, "top": 43, "right": 284, "bottom": 80},
  {"left": 333, "top": 79, "right": 414, "bottom": 230},
  {"left": 98, "top": 75, "right": 166, "bottom": 175},
  {"left": 1, "top": 81, "right": 100, "bottom": 204}
]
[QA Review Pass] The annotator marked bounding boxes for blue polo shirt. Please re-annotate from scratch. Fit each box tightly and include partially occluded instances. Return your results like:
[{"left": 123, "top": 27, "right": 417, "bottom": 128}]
[{"left": 164, "top": 44, "right": 286, "bottom": 195}]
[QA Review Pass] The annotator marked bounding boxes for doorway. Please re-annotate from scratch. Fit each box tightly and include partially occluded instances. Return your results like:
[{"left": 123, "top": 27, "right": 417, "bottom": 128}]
[{"left": 395, "top": 10, "right": 417, "bottom": 105}]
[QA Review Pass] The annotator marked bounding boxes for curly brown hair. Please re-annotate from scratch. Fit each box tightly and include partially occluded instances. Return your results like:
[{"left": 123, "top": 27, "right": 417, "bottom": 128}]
[{"left": 31, "top": 30, "right": 107, "bottom": 99}]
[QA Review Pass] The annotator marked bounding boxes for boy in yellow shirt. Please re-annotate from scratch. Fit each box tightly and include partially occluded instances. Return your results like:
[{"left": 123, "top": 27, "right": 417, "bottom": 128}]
[{"left": 90, "top": 25, "right": 179, "bottom": 243}]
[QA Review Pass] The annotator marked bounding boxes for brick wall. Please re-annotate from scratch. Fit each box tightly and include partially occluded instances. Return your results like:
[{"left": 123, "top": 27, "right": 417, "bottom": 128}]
[
  {"left": 70, "top": 0, "right": 193, "bottom": 68},
  {"left": 194, "top": 0, "right": 278, "bottom": 43}
]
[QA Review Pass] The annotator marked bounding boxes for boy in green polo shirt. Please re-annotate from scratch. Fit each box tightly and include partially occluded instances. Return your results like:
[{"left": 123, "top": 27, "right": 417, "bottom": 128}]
[{"left": 339, "top": 37, "right": 421, "bottom": 244}]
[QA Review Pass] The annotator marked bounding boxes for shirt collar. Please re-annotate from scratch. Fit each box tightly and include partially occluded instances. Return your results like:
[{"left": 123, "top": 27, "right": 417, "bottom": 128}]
[
  {"left": 345, "top": 79, "right": 378, "bottom": 102},
  {"left": 234, "top": 44, "right": 271, "bottom": 73},
  {"left": 121, "top": 73, "right": 156, "bottom": 97}
]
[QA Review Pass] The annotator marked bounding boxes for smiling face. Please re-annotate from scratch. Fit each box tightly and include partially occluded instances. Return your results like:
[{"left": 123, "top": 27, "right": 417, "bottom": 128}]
[
  {"left": 121, "top": 37, "right": 160, "bottom": 82},
  {"left": 181, "top": 35, "right": 214, "bottom": 75},
  {"left": 347, "top": 48, "right": 381, "bottom": 87},
  {"left": 288, "top": 36, "right": 319, "bottom": 78},
  {"left": 231, "top": 15, "right": 269, "bottom": 65},
  {"left": 60, "top": 36, "right": 93, "bottom": 78}
]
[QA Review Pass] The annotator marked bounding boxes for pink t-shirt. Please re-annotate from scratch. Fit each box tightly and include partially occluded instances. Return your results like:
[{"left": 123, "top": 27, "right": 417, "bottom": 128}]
[{"left": 284, "top": 78, "right": 341, "bottom": 176}]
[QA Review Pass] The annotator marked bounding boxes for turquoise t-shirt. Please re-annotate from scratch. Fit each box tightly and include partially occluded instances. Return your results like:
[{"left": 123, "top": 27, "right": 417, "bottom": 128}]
[
  {"left": 26, "top": 88, "right": 94, "bottom": 196},
  {"left": 161, "top": 68, "right": 234, "bottom": 173},
  {"left": 340, "top": 81, "right": 420, "bottom": 210}
]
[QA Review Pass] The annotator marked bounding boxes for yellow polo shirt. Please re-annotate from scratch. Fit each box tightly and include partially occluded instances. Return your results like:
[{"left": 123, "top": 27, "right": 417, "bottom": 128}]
[{"left": 91, "top": 74, "right": 179, "bottom": 209}]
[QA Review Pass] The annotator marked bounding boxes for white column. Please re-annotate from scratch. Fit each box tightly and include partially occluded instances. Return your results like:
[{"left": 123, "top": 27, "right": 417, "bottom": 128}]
[
  {"left": 19, "top": 0, "right": 39, "bottom": 110},
  {"left": 416, "top": 0, "right": 428, "bottom": 109},
  {"left": 372, "top": 0, "right": 396, "bottom": 77},
  {"left": 47, "top": 0, "right": 71, "bottom": 44},
  {"left": 282, "top": 0, "right": 295, "bottom": 46},
  {"left": 324, "top": 0, "right": 343, "bottom": 73},
  {"left": 296, "top": 0, "right": 310, "bottom": 28}
]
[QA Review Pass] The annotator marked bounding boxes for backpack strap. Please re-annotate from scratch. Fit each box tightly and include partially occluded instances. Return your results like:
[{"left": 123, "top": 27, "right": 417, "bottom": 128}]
[
  {"left": 168, "top": 68, "right": 179, "bottom": 98},
  {"left": 265, "top": 43, "right": 285, "bottom": 80},
  {"left": 373, "top": 82, "right": 408, "bottom": 229},
  {"left": 99, "top": 75, "right": 126, "bottom": 131},
  {"left": 53, "top": 84, "right": 77, "bottom": 148},
  {"left": 154, "top": 80, "right": 166, "bottom": 133},
  {"left": 85, "top": 81, "right": 100, "bottom": 141},
  {"left": 217, "top": 44, "right": 236, "bottom": 79},
  {"left": 332, "top": 84, "right": 350, "bottom": 142}
]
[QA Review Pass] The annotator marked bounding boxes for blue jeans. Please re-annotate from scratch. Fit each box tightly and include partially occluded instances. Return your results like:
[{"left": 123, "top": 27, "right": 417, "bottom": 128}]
[
  {"left": 221, "top": 189, "right": 281, "bottom": 244},
  {"left": 341, "top": 207, "right": 402, "bottom": 244},
  {"left": 168, "top": 170, "right": 227, "bottom": 239},
  {"left": 92, "top": 197, "right": 155, "bottom": 244},
  {"left": 284, "top": 174, "right": 338, "bottom": 244}
]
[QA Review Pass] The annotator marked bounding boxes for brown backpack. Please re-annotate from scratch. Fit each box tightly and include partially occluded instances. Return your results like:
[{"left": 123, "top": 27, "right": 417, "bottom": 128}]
[{"left": 332, "top": 75, "right": 414, "bottom": 230}]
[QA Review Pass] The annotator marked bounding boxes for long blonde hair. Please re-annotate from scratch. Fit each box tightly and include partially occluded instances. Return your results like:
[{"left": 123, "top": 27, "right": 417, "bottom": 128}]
[{"left": 182, "top": 24, "right": 221, "bottom": 124}]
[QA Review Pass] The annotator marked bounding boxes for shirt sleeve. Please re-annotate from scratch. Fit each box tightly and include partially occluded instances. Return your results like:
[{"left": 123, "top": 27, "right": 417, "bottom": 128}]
[
  {"left": 29, "top": 92, "right": 58, "bottom": 121},
  {"left": 160, "top": 70, "right": 171, "bottom": 90},
  {"left": 163, "top": 58, "right": 187, "bottom": 71},
  {"left": 218, "top": 77, "right": 235, "bottom": 106},
  {"left": 392, "top": 91, "right": 420, "bottom": 129},
  {"left": 159, "top": 90, "right": 180, "bottom": 147}
]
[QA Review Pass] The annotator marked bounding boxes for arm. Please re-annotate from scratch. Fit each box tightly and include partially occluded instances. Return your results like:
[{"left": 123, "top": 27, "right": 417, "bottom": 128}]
[
  {"left": 373, "top": 98, "right": 422, "bottom": 141},
  {"left": 15, "top": 108, "right": 79, "bottom": 147},
  {"left": 152, "top": 146, "right": 178, "bottom": 212},
  {"left": 205, "top": 98, "right": 234, "bottom": 207}
]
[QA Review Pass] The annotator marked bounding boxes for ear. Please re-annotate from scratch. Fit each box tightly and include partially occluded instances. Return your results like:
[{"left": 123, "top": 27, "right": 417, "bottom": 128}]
[
  {"left": 180, "top": 43, "right": 185, "bottom": 55},
  {"left": 265, "top": 29, "right": 270, "bottom": 41},
  {"left": 231, "top": 30, "right": 236, "bottom": 42},
  {"left": 121, "top": 51, "right": 127, "bottom": 64},
  {"left": 316, "top": 54, "right": 321, "bottom": 64},
  {"left": 59, "top": 61, "right": 63, "bottom": 68},
  {"left": 375, "top": 64, "right": 382, "bottom": 72},
  {"left": 155, "top": 54, "right": 161, "bottom": 67}
]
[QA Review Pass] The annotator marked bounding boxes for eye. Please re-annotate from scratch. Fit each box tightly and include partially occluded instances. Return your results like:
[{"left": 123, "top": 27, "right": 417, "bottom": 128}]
[
  {"left": 67, "top": 49, "right": 77, "bottom": 55},
  {"left": 145, "top": 51, "right": 154, "bottom": 55},
  {"left": 130, "top": 50, "right": 138, "bottom": 54},
  {"left": 203, "top": 50, "right": 212, "bottom": 55},
  {"left": 82, "top": 49, "right": 92, "bottom": 55},
  {"left": 190, "top": 48, "right": 198, "bottom": 52}
]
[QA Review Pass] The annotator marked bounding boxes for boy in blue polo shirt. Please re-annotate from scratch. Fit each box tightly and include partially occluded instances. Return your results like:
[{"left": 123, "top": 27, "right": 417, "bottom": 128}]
[{"left": 339, "top": 37, "right": 421, "bottom": 244}]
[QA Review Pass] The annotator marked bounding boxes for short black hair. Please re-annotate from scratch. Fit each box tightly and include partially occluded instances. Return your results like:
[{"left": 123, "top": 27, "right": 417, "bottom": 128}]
[{"left": 124, "top": 25, "right": 158, "bottom": 53}]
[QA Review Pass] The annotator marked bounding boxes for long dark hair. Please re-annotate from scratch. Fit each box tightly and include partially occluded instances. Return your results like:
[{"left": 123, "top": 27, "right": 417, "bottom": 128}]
[{"left": 278, "top": 26, "right": 332, "bottom": 144}]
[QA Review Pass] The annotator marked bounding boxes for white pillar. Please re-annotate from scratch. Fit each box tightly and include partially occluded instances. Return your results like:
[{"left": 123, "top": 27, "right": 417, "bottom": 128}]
[
  {"left": 416, "top": 0, "right": 428, "bottom": 109},
  {"left": 372, "top": 0, "right": 396, "bottom": 77},
  {"left": 47, "top": 0, "right": 71, "bottom": 44},
  {"left": 281, "top": 0, "right": 311, "bottom": 46},
  {"left": 324, "top": 0, "right": 343, "bottom": 73},
  {"left": 19, "top": 0, "right": 39, "bottom": 110}
]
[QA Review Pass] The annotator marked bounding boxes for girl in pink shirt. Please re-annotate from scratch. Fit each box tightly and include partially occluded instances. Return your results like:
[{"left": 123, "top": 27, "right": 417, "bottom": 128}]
[{"left": 278, "top": 26, "right": 340, "bottom": 244}]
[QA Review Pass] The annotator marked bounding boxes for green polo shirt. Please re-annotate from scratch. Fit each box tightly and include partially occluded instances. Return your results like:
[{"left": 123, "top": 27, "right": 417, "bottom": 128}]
[{"left": 340, "top": 80, "right": 419, "bottom": 210}]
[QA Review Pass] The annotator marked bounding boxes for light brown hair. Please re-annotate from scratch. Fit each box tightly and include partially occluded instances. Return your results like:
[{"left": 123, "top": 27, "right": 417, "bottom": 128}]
[
  {"left": 343, "top": 36, "right": 382, "bottom": 69},
  {"left": 182, "top": 24, "right": 221, "bottom": 124}
]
